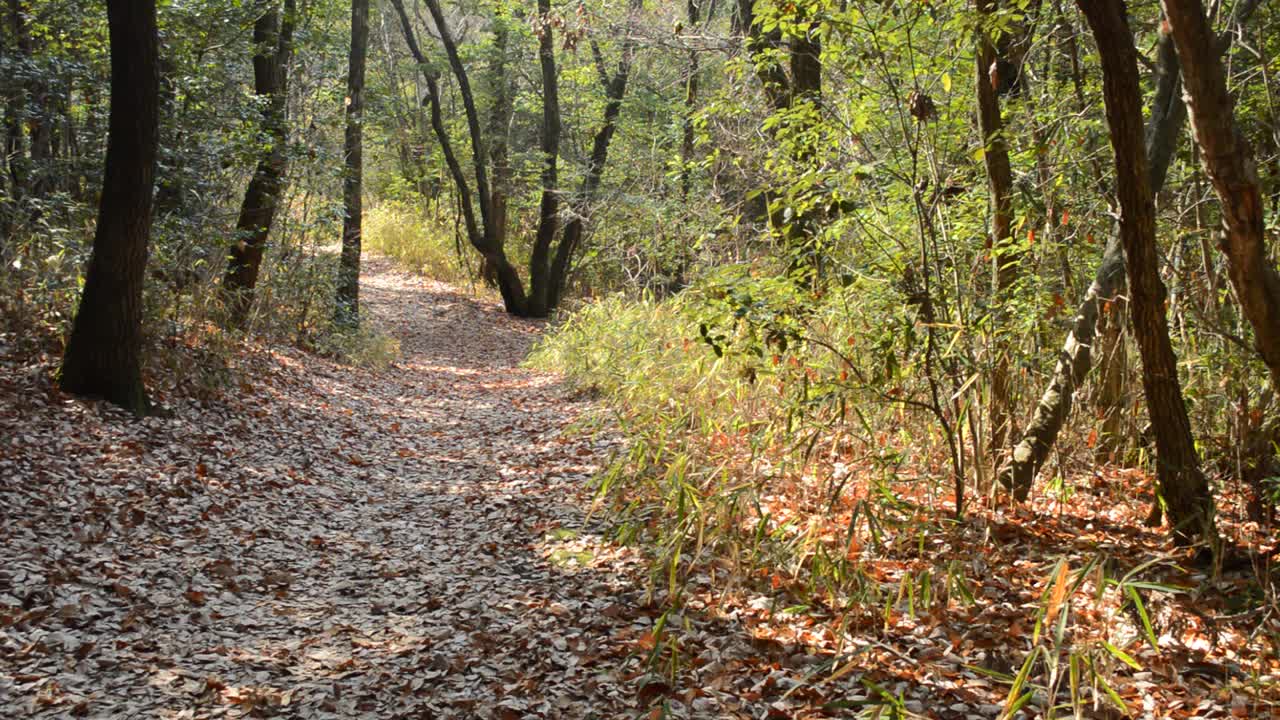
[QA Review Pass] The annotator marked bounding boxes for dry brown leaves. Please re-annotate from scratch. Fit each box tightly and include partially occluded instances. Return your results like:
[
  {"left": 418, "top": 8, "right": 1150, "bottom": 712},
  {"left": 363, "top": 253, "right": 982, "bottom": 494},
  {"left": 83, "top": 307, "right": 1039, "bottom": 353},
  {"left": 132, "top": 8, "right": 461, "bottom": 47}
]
[
  {"left": 0, "top": 258, "right": 695, "bottom": 719},
  {"left": 2, "top": 258, "right": 1277, "bottom": 719}
]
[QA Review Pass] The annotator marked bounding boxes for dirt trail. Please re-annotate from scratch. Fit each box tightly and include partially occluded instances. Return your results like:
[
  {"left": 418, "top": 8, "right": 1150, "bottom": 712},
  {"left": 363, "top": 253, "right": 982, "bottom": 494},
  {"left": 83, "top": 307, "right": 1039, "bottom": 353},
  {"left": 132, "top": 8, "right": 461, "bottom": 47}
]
[{"left": 0, "top": 258, "right": 694, "bottom": 719}]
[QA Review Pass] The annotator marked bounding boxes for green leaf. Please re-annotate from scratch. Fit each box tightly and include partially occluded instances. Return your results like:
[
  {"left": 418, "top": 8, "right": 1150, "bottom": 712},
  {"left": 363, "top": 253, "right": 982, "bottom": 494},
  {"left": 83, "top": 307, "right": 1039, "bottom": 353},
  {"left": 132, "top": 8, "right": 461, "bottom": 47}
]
[
  {"left": 1126, "top": 586, "right": 1160, "bottom": 650},
  {"left": 1102, "top": 641, "right": 1142, "bottom": 671},
  {"left": 1095, "top": 671, "right": 1129, "bottom": 714},
  {"left": 1003, "top": 649, "right": 1037, "bottom": 714}
]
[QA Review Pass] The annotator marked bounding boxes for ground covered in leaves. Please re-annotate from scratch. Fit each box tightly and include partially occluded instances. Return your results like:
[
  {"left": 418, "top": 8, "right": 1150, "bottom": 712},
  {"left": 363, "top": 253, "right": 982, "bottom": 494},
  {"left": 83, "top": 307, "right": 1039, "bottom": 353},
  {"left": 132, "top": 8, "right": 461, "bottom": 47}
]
[{"left": 2, "top": 259, "right": 1278, "bottom": 719}]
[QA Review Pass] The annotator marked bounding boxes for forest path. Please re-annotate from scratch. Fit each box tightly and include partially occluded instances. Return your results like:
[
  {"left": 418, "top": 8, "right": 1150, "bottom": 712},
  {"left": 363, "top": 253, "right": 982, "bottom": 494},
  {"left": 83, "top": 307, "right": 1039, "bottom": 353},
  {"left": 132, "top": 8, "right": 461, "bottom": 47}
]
[{"left": 0, "top": 257, "right": 701, "bottom": 719}]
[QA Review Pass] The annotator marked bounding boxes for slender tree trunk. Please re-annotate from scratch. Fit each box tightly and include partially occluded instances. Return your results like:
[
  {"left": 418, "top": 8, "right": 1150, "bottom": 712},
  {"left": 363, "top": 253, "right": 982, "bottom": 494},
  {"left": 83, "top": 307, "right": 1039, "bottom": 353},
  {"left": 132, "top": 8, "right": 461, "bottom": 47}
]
[
  {"left": 1001, "top": 7, "right": 1256, "bottom": 499},
  {"left": 975, "top": 0, "right": 1019, "bottom": 458},
  {"left": 482, "top": 15, "right": 514, "bottom": 287},
  {"left": 414, "top": 0, "right": 528, "bottom": 314},
  {"left": 737, "top": 0, "right": 790, "bottom": 112},
  {"left": 11, "top": 0, "right": 48, "bottom": 200},
  {"left": 526, "top": 0, "right": 561, "bottom": 318},
  {"left": 738, "top": 0, "right": 823, "bottom": 279},
  {"left": 546, "top": 11, "right": 641, "bottom": 310},
  {"left": 1094, "top": 294, "right": 1130, "bottom": 454},
  {"left": 1078, "top": 0, "right": 1213, "bottom": 545},
  {"left": 376, "top": 10, "right": 419, "bottom": 197},
  {"left": 4, "top": 0, "right": 30, "bottom": 212},
  {"left": 335, "top": 0, "right": 369, "bottom": 327},
  {"left": 1161, "top": 0, "right": 1280, "bottom": 396},
  {"left": 59, "top": 0, "right": 159, "bottom": 416},
  {"left": 680, "top": 0, "right": 700, "bottom": 201},
  {"left": 222, "top": 0, "right": 297, "bottom": 327}
]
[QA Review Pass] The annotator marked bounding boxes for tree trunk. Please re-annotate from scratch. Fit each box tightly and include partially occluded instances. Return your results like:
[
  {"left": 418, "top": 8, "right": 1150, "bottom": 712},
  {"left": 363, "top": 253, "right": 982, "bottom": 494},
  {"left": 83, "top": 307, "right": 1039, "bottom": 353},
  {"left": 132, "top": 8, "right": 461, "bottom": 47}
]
[
  {"left": 680, "top": 0, "right": 700, "bottom": 201},
  {"left": 11, "top": 0, "right": 49, "bottom": 200},
  {"left": 1078, "top": 0, "right": 1213, "bottom": 545},
  {"left": 975, "top": 0, "right": 1020, "bottom": 457},
  {"left": 59, "top": 0, "right": 159, "bottom": 416},
  {"left": 482, "top": 15, "right": 514, "bottom": 287},
  {"left": 546, "top": 17, "right": 641, "bottom": 310},
  {"left": 222, "top": 0, "right": 297, "bottom": 327},
  {"left": 414, "top": 0, "right": 528, "bottom": 314},
  {"left": 526, "top": 0, "right": 562, "bottom": 318},
  {"left": 1000, "top": 7, "right": 1257, "bottom": 499},
  {"left": 738, "top": 0, "right": 823, "bottom": 279},
  {"left": 335, "top": 0, "right": 369, "bottom": 327},
  {"left": 1161, "top": 0, "right": 1280, "bottom": 396},
  {"left": 737, "top": 0, "right": 790, "bottom": 112},
  {"left": 1094, "top": 295, "right": 1129, "bottom": 455},
  {"left": 4, "top": 0, "right": 30, "bottom": 213}
]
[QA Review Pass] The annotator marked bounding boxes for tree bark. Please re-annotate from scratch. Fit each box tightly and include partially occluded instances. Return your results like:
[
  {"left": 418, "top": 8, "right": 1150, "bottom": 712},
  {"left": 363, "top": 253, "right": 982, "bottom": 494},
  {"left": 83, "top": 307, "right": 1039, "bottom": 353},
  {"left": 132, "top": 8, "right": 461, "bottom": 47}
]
[
  {"left": 1161, "top": 0, "right": 1280, "bottom": 396},
  {"left": 59, "top": 0, "right": 159, "bottom": 416},
  {"left": 335, "top": 0, "right": 369, "bottom": 327},
  {"left": 415, "top": 0, "right": 528, "bottom": 314},
  {"left": 1078, "top": 0, "right": 1213, "bottom": 545},
  {"left": 1001, "top": 8, "right": 1258, "bottom": 499},
  {"left": 975, "top": 0, "right": 1020, "bottom": 457},
  {"left": 222, "top": 0, "right": 297, "bottom": 327},
  {"left": 526, "top": 0, "right": 562, "bottom": 318}
]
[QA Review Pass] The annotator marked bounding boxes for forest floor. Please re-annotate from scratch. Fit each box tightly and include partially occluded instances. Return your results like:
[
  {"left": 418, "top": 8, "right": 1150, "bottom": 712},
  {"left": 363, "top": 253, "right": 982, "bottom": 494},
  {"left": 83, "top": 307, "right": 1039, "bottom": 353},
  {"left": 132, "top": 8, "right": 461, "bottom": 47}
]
[{"left": 2, "top": 258, "right": 1278, "bottom": 719}]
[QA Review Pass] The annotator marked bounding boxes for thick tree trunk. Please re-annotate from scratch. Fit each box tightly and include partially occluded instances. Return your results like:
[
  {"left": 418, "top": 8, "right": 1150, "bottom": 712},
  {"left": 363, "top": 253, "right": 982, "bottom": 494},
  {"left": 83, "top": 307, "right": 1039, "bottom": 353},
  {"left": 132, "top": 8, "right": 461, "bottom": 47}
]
[
  {"left": 1161, "top": 0, "right": 1280, "bottom": 396},
  {"left": 975, "top": 0, "right": 1020, "bottom": 457},
  {"left": 59, "top": 0, "right": 159, "bottom": 416},
  {"left": 222, "top": 0, "right": 296, "bottom": 327},
  {"left": 1079, "top": 0, "right": 1213, "bottom": 545},
  {"left": 335, "top": 0, "right": 369, "bottom": 327}
]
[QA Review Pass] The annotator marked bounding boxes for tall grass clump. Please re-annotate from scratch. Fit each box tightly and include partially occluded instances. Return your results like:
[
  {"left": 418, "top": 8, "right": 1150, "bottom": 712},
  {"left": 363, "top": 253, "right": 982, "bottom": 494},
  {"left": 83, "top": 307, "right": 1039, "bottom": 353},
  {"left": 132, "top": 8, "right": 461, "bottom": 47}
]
[
  {"left": 529, "top": 265, "right": 946, "bottom": 609},
  {"left": 529, "top": 289, "right": 757, "bottom": 598},
  {"left": 364, "top": 200, "right": 474, "bottom": 287}
]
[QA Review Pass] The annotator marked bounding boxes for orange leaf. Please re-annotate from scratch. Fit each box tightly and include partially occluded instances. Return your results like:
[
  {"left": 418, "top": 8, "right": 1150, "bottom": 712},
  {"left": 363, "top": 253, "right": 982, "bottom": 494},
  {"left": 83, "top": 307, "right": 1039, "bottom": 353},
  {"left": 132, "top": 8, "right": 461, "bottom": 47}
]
[{"left": 1045, "top": 561, "right": 1070, "bottom": 626}]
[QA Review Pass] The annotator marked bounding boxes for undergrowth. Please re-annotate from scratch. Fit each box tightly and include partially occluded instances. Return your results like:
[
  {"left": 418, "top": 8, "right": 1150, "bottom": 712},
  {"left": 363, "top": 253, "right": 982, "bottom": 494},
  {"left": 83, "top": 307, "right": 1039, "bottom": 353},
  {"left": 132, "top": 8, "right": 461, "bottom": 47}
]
[
  {"left": 363, "top": 200, "right": 476, "bottom": 289},
  {"left": 0, "top": 201, "right": 399, "bottom": 400},
  {"left": 529, "top": 267, "right": 1280, "bottom": 717}
]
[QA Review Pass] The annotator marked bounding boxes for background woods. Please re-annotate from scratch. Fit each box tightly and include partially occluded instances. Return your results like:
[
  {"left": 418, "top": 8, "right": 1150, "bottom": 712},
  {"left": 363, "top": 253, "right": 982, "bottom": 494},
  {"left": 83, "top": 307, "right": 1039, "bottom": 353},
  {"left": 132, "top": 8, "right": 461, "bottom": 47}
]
[{"left": 2, "top": 0, "right": 1280, "bottom": 716}]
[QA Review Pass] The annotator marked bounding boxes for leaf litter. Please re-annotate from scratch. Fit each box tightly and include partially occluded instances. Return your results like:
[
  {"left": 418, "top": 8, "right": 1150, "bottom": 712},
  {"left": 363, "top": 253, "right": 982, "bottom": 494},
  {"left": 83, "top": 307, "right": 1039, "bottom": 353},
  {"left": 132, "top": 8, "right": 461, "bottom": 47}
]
[{"left": 2, "top": 257, "right": 1278, "bottom": 719}]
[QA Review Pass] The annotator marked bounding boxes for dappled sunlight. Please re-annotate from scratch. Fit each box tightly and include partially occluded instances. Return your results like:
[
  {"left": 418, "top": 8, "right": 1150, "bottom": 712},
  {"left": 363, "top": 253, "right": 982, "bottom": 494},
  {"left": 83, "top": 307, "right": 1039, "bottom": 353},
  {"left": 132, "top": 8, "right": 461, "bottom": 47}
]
[{"left": 0, "top": 258, "right": 653, "bottom": 718}]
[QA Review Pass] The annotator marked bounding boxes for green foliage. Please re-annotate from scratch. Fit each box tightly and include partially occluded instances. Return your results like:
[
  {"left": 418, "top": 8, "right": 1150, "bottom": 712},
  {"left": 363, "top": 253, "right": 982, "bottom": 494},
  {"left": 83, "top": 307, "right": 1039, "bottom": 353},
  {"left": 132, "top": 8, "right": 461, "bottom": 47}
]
[
  {"left": 363, "top": 199, "right": 474, "bottom": 288},
  {"left": 314, "top": 320, "right": 401, "bottom": 369}
]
